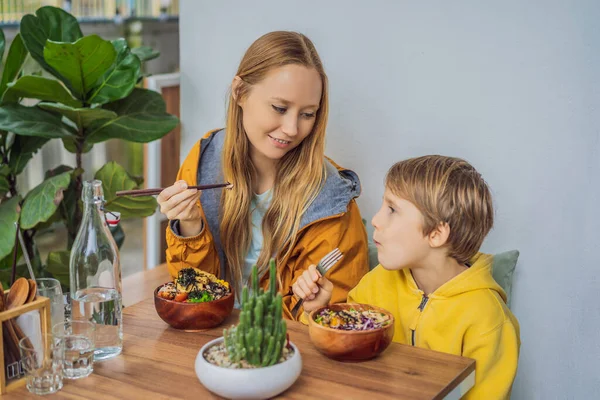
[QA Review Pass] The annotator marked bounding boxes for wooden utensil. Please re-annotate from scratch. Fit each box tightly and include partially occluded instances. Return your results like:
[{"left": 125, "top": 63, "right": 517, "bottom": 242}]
[
  {"left": 4, "top": 278, "right": 32, "bottom": 366},
  {"left": 0, "top": 283, "right": 18, "bottom": 367},
  {"left": 26, "top": 279, "right": 36, "bottom": 303},
  {"left": 116, "top": 182, "right": 231, "bottom": 197},
  {"left": 11, "top": 278, "right": 37, "bottom": 353},
  {"left": 0, "top": 282, "right": 12, "bottom": 367},
  {"left": 10, "top": 322, "right": 32, "bottom": 354},
  {"left": 5, "top": 278, "right": 28, "bottom": 311},
  {"left": 0, "top": 283, "right": 5, "bottom": 312}
]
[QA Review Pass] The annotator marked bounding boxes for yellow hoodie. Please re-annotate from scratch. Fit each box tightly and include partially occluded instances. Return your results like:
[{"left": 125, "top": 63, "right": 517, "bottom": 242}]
[{"left": 348, "top": 253, "right": 520, "bottom": 399}]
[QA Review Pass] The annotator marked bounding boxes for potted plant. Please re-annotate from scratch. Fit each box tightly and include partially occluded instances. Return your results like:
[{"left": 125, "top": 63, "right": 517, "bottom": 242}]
[
  {"left": 195, "top": 260, "right": 302, "bottom": 400},
  {"left": 0, "top": 6, "right": 178, "bottom": 290}
]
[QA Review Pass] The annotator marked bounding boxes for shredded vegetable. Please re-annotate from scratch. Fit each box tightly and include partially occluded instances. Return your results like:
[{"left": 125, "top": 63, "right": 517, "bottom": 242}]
[
  {"left": 314, "top": 308, "right": 390, "bottom": 330},
  {"left": 187, "top": 290, "right": 214, "bottom": 303}
]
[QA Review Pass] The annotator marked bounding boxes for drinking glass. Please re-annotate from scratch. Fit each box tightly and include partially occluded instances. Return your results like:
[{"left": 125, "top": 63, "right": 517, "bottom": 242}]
[
  {"left": 19, "top": 334, "right": 64, "bottom": 395},
  {"left": 52, "top": 320, "right": 95, "bottom": 379},
  {"left": 36, "top": 278, "right": 65, "bottom": 327}
]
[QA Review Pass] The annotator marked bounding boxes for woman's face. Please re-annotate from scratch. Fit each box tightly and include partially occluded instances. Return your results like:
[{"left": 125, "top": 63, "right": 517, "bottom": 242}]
[{"left": 236, "top": 64, "right": 322, "bottom": 164}]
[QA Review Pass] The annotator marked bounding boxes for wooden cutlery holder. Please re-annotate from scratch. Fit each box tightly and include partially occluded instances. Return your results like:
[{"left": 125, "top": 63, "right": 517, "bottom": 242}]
[{"left": 0, "top": 295, "right": 51, "bottom": 394}]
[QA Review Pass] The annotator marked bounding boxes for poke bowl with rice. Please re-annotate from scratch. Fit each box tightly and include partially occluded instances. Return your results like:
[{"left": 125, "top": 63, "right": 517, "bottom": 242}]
[
  {"left": 154, "top": 267, "right": 234, "bottom": 330},
  {"left": 308, "top": 303, "right": 395, "bottom": 361}
]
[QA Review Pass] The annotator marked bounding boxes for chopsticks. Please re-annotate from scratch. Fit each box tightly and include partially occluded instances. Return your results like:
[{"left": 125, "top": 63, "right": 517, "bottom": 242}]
[{"left": 116, "top": 183, "right": 231, "bottom": 197}]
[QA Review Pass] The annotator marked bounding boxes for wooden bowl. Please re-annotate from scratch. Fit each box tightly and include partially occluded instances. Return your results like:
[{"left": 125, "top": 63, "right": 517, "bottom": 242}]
[
  {"left": 154, "top": 284, "right": 235, "bottom": 330},
  {"left": 308, "top": 303, "right": 395, "bottom": 361}
]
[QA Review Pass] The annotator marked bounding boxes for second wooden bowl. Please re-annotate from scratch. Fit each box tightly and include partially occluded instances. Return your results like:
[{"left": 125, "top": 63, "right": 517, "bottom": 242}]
[{"left": 308, "top": 303, "right": 395, "bottom": 361}]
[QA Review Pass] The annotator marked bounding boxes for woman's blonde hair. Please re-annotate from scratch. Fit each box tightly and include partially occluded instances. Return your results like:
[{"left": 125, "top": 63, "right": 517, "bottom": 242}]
[
  {"left": 386, "top": 155, "right": 494, "bottom": 264},
  {"left": 220, "top": 31, "right": 328, "bottom": 292}
]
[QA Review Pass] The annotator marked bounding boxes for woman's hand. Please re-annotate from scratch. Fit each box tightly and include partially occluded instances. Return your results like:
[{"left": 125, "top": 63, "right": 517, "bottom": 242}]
[
  {"left": 291, "top": 264, "right": 333, "bottom": 313},
  {"left": 157, "top": 180, "right": 203, "bottom": 237}
]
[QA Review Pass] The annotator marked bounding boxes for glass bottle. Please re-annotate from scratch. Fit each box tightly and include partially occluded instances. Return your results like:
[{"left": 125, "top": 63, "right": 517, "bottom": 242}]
[{"left": 69, "top": 180, "right": 122, "bottom": 361}]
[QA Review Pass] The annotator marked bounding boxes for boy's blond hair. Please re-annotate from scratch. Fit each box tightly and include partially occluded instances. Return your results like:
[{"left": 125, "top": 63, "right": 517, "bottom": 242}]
[{"left": 386, "top": 155, "right": 494, "bottom": 264}]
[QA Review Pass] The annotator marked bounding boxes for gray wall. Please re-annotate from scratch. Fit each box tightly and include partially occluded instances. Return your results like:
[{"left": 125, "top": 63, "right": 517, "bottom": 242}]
[{"left": 179, "top": 1, "right": 600, "bottom": 398}]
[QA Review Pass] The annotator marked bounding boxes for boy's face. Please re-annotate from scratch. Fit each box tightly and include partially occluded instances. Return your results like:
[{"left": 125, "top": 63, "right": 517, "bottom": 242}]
[{"left": 371, "top": 189, "right": 431, "bottom": 270}]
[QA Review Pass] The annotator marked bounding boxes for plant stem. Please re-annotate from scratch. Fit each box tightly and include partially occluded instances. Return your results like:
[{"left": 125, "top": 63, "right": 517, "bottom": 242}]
[
  {"left": 23, "top": 229, "right": 40, "bottom": 269},
  {"left": 74, "top": 137, "right": 84, "bottom": 232},
  {"left": 11, "top": 221, "right": 19, "bottom": 285},
  {"left": 0, "top": 144, "right": 7, "bottom": 165},
  {"left": 0, "top": 134, "right": 18, "bottom": 199},
  {"left": 8, "top": 173, "right": 17, "bottom": 197}
]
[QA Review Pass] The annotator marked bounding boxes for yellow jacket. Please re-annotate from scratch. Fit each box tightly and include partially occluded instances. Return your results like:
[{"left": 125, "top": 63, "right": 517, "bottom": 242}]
[
  {"left": 348, "top": 253, "right": 520, "bottom": 399},
  {"left": 166, "top": 129, "right": 369, "bottom": 320}
]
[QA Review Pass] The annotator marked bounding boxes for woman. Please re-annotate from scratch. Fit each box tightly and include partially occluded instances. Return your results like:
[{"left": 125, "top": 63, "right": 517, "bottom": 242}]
[{"left": 158, "top": 31, "right": 368, "bottom": 320}]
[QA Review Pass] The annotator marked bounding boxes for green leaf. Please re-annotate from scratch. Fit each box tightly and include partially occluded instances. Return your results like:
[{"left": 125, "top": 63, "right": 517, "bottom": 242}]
[
  {"left": 8, "top": 135, "right": 50, "bottom": 175},
  {"left": 95, "top": 161, "right": 157, "bottom": 218},
  {"left": 44, "top": 166, "right": 82, "bottom": 248},
  {"left": 32, "top": 206, "right": 63, "bottom": 233},
  {"left": 0, "top": 28, "right": 5, "bottom": 63},
  {"left": 44, "top": 165, "right": 74, "bottom": 180},
  {"left": 0, "top": 34, "right": 28, "bottom": 100},
  {"left": 20, "top": 52, "right": 44, "bottom": 77},
  {"left": 0, "top": 244, "right": 21, "bottom": 271},
  {"left": 20, "top": 171, "right": 71, "bottom": 229},
  {"left": 0, "top": 264, "right": 29, "bottom": 291},
  {"left": 38, "top": 102, "right": 117, "bottom": 129},
  {"left": 43, "top": 35, "right": 116, "bottom": 98},
  {"left": 0, "top": 103, "right": 77, "bottom": 138},
  {"left": 86, "top": 88, "right": 179, "bottom": 144},
  {"left": 0, "top": 164, "right": 9, "bottom": 198},
  {"left": 109, "top": 223, "right": 125, "bottom": 249},
  {"left": 131, "top": 175, "right": 144, "bottom": 187},
  {"left": 88, "top": 39, "right": 141, "bottom": 105},
  {"left": 4, "top": 76, "right": 81, "bottom": 107},
  {"left": 62, "top": 137, "right": 93, "bottom": 154},
  {"left": 0, "top": 195, "right": 21, "bottom": 260},
  {"left": 0, "top": 175, "right": 8, "bottom": 198},
  {"left": 131, "top": 46, "right": 159, "bottom": 62},
  {"left": 38, "top": 166, "right": 77, "bottom": 233},
  {"left": 46, "top": 250, "right": 70, "bottom": 291},
  {"left": 19, "top": 6, "right": 82, "bottom": 82}
]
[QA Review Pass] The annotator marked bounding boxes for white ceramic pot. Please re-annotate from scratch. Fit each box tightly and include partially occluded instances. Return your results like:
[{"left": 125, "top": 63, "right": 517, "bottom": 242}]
[{"left": 195, "top": 337, "right": 302, "bottom": 400}]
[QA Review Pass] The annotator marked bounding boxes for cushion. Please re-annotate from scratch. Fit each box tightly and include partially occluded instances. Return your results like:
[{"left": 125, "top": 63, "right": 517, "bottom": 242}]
[
  {"left": 368, "top": 239, "right": 379, "bottom": 270},
  {"left": 491, "top": 250, "right": 519, "bottom": 308},
  {"left": 362, "top": 219, "right": 379, "bottom": 270}
]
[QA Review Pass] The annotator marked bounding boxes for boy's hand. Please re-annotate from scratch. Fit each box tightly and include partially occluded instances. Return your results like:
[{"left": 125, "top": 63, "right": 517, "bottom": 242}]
[{"left": 291, "top": 264, "right": 333, "bottom": 313}]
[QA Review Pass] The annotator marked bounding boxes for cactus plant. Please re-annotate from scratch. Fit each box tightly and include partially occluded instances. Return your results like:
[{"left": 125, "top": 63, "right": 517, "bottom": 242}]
[{"left": 223, "top": 258, "right": 288, "bottom": 367}]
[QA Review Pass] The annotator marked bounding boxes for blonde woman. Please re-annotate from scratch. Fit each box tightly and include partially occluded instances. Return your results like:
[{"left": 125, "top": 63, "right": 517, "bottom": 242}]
[{"left": 157, "top": 31, "right": 368, "bottom": 320}]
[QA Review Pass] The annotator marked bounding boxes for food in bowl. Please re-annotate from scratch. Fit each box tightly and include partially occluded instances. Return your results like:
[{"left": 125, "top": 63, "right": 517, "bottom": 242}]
[
  {"left": 308, "top": 303, "right": 395, "bottom": 361},
  {"left": 154, "top": 267, "right": 235, "bottom": 330},
  {"left": 157, "top": 267, "right": 230, "bottom": 303},
  {"left": 313, "top": 307, "right": 391, "bottom": 331}
]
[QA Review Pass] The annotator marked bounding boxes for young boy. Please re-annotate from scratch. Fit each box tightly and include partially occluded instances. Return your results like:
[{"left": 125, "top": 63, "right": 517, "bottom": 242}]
[{"left": 292, "top": 155, "right": 520, "bottom": 399}]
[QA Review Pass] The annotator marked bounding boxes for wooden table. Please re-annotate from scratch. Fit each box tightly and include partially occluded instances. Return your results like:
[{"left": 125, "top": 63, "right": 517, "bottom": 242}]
[
  {"left": 121, "top": 266, "right": 171, "bottom": 307},
  {"left": 4, "top": 268, "right": 476, "bottom": 399}
]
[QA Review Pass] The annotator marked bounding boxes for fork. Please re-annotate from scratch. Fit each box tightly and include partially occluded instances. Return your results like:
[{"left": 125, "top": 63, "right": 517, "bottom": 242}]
[{"left": 291, "top": 248, "right": 343, "bottom": 318}]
